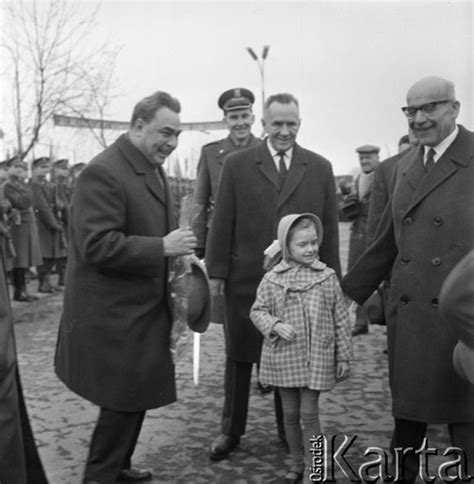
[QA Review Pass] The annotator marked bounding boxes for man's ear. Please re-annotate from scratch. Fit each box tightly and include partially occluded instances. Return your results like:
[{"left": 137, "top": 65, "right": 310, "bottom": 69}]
[{"left": 132, "top": 118, "right": 145, "bottom": 136}]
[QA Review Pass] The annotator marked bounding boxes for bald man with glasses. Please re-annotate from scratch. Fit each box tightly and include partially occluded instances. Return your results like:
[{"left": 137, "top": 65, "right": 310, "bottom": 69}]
[{"left": 342, "top": 76, "right": 474, "bottom": 483}]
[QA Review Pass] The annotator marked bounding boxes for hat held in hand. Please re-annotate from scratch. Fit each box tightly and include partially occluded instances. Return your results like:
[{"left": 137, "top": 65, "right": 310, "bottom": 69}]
[{"left": 187, "top": 255, "right": 212, "bottom": 333}]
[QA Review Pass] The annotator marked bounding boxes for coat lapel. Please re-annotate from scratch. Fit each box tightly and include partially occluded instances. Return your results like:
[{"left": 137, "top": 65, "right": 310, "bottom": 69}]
[
  {"left": 255, "top": 143, "right": 279, "bottom": 189},
  {"left": 277, "top": 144, "right": 307, "bottom": 209},
  {"left": 402, "top": 147, "right": 426, "bottom": 192},
  {"left": 404, "top": 127, "right": 472, "bottom": 215},
  {"left": 116, "top": 134, "right": 166, "bottom": 205}
]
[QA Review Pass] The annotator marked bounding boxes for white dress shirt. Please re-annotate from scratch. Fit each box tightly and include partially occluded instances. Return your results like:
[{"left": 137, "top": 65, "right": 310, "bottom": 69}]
[
  {"left": 423, "top": 125, "right": 459, "bottom": 165},
  {"left": 266, "top": 139, "right": 293, "bottom": 171}
]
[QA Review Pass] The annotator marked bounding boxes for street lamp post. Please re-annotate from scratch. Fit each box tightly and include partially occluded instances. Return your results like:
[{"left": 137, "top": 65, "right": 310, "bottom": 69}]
[{"left": 246, "top": 45, "right": 270, "bottom": 116}]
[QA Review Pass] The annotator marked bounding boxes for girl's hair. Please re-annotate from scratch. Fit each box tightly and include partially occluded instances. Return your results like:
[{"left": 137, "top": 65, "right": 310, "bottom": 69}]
[{"left": 287, "top": 216, "right": 318, "bottom": 242}]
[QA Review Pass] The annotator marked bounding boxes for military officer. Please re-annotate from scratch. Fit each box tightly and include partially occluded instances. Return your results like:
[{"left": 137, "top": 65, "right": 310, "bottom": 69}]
[
  {"left": 52, "top": 158, "right": 71, "bottom": 286},
  {"left": 70, "top": 162, "right": 87, "bottom": 197},
  {"left": 30, "top": 157, "right": 66, "bottom": 293},
  {"left": 3, "top": 156, "right": 42, "bottom": 301},
  {"left": 342, "top": 144, "right": 380, "bottom": 336},
  {"left": 192, "top": 87, "right": 260, "bottom": 258}
]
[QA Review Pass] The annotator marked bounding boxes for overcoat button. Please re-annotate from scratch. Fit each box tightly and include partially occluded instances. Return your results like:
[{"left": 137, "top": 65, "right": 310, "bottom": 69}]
[
  {"left": 431, "top": 298, "right": 439, "bottom": 308},
  {"left": 403, "top": 217, "right": 413, "bottom": 225},
  {"left": 400, "top": 257, "right": 410, "bottom": 265},
  {"left": 431, "top": 257, "right": 441, "bottom": 266},
  {"left": 433, "top": 216, "right": 443, "bottom": 226},
  {"left": 400, "top": 296, "right": 409, "bottom": 305}
]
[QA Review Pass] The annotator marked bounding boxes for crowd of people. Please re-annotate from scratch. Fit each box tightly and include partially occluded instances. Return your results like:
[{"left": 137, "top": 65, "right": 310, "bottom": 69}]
[
  {"left": 0, "top": 159, "right": 86, "bottom": 301},
  {"left": 1, "top": 75, "right": 473, "bottom": 484}
]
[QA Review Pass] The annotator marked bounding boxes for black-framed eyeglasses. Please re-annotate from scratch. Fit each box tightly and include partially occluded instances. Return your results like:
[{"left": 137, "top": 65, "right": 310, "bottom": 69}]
[{"left": 401, "top": 100, "right": 453, "bottom": 118}]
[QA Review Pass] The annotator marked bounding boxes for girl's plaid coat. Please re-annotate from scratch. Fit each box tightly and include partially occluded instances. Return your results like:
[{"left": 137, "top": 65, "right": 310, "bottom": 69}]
[{"left": 251, "top": 259, "right": 352, "bottom": 390}]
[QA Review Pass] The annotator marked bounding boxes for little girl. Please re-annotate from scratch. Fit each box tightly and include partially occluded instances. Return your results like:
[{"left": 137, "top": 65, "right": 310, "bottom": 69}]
[{"left": 251, "top": 213, "right": 352, "bottom": 483}]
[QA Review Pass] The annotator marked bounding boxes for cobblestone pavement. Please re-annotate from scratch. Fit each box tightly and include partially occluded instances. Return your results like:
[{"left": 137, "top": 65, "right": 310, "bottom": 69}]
[{"left": 11, "top": 224, "right": 450, "bottom": 483}]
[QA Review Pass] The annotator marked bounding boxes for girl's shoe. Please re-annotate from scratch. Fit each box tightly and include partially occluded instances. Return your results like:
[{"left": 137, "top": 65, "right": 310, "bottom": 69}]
[{"left": 283, "top": 466, "right": 304, "bottom": 483}]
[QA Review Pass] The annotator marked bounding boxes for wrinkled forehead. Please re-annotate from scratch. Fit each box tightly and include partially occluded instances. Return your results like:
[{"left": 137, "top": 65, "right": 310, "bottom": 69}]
[{"left": 407, "top": 79, "right": 454, "bottom": 105}]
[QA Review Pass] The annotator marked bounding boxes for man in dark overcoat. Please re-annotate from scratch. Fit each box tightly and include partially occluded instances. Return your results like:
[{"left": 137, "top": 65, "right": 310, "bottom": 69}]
[
  {"left": 344, "top": 144, "right": 379, "bottom": 336},
  {"left": 192, "top": 87, "right": 260, "bottom": 258},
  {"left": 364, "top": 134, "right": 418, "bottom": 327},
  {"left": 30, "top": 157, "right": 67, "bottom": 293},
  {"left": 4, "top": 157, "right": 42, "bottom": 302},
  {"left": 1, "top": 245, "right": 48, "bottom": 484},
  {"left": 342, "top": 76, "right": 474, "bottom": 482},
  {"left": 54, "top": 91, "right": 196, "bottom": 483},
  {"left": 206, "top": 92, "right": 341, "bottom": 460}
]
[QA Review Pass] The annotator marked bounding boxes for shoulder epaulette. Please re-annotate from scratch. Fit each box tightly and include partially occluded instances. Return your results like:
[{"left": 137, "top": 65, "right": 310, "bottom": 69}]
[{"left": 203, "top": 140, "right": 220, "bottom": 149}]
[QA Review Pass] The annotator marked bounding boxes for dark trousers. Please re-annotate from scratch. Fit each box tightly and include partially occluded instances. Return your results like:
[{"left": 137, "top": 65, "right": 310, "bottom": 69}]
[
  {"left": 37, "top": 258, "right": 55, "bottom": 289},
  {"left": 55, "top": 256, "right": 67, "bottom": 285},
  {"left": 221, "top": 357, "right": 284, "bottom": 439},
  {"left": 83, "top": 407, "right": 145, "bottom": 483},
  {"left": 12, "top": 267, "right": 27, "bottom": 297},
  {"left": 391, "top": 417, "right": 474, "bottom": 483}
]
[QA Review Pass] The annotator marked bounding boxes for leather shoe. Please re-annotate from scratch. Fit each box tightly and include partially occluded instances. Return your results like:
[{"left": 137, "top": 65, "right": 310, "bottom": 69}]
[
  {"left": 14, "top": 292, "right": 34, "bottom": 302},
  {"left": 117, "top": 466, "right": 152, "bottom": 482},
  {"left": 283, "top": 466, "right": 304, "bottom": 483},
  {"left": 352, "top": 325, "right": 368, "bottom": 336},
  {"left": 209, "top": 434, "right": 240, "bottom": 461}
]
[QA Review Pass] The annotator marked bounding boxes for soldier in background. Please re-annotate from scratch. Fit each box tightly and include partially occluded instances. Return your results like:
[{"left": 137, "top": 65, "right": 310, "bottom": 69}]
[
  {"left": 342, "top": 144, "right": 380, "bottom": 336},
  {"left": 3, "top": 156, "right": 42, "bottom": 302},
  {"left": 30, "top": 157, "right": 66, "bottom": 293},
  {"left": 52, "top": 159, "right": 71, "bottom": 286},
  {"left": 0, "top": 160, "right": 16, "bottom": 275},
  {"left": 192, "top": 88, "right": 260, "bottom": 258},
  {"left": 69, "top": 162, "right": 87, "bottom": 197}
]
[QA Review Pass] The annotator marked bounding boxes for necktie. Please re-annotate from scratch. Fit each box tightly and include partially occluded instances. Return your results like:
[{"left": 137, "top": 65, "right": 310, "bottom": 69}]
[
  {"left": 425, "top": 148, "right": 436, "bottom": 172},
  {"left": 278, "top": 151, "right": 287, "bottom": 188}
]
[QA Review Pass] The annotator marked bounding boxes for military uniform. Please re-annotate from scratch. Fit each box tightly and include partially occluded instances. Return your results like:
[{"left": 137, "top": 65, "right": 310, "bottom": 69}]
[
  {"left": 192, "top": 134, "right": 260, "bottom": 252},
  {"left": 52, "top": 159, "right": 71, "bottom": 285},
  {"left": 0, "top": 161, "right": 16, "bottom": 272},
  {"left": 30, "top": 157, "right": 67, "bottom": 293},
  {"left": 192, "top": 87, "right": 259, "bottom": 258},
  {"left": 3, "top": 157, "right": 42, "bottom": 301}
]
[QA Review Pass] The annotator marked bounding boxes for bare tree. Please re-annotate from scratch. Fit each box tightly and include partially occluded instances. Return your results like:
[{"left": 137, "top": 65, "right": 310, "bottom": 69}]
[{"left": 2, "top": 0, "right": 120, "bottom": 158}]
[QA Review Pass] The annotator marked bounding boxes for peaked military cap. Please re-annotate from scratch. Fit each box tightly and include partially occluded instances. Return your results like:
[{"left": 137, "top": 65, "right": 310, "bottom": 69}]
[
  {"left": 71, "top": 162, "right": 86, "bottom": 172},
  {"left": 53, "top": 158, "right": 69, "bottom": 169},
  {"left": 32, "top": 157, "right": 51, "bottom": 168},
  {"left": 6, "top": 155, "right": 24, "bottom": 167},
  {"left": 218, "top": 87, "right": 255, "bottom": 112},
  {"left": 356, "top": 144, "right": 380, "bottom": 154}
]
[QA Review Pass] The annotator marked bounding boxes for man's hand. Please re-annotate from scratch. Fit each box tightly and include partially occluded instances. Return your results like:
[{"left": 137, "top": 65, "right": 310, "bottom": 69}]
[
  {"left": 163, "top": 227, "right": 197, "bottom": 256},
  {"left": 210, "top": 278, "right": 225, "bottom": 296},
  {"left": 273, "top": 322, "right": 297, "bottom": 341},
  {"left": 336, "top": 361, "right": 350, "bottom": 381}
]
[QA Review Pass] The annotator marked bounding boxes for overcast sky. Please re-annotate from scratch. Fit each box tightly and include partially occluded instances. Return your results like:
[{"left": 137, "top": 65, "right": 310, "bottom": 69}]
[{"left": 1, "top": 0, "right": 473, "bottom": 175}]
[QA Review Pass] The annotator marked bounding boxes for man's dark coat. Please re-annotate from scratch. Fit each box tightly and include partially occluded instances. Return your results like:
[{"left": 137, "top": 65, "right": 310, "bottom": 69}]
[
  {"left": 206, "top": 142, "right": 341, "bottom": 363},
  {"left": 55, "top": 134, "right": 177, "bottom": 412},
  {"left": 342, "top": 125, "right": 474, "bottom": 423},
  {"left": 366, "top": 150, "right": 411, "bottom": 247},
  {"left": 0, "top": 253, "right": 48, "bottom": 484}
]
